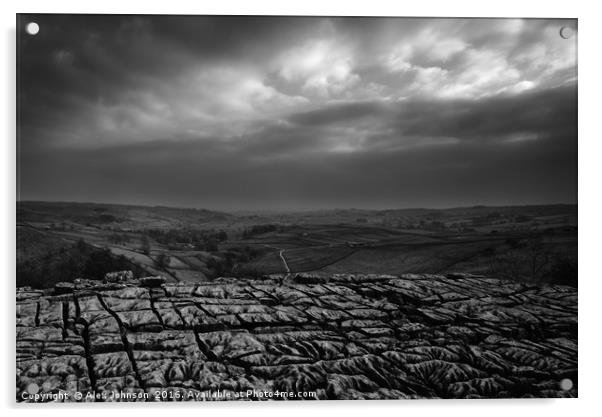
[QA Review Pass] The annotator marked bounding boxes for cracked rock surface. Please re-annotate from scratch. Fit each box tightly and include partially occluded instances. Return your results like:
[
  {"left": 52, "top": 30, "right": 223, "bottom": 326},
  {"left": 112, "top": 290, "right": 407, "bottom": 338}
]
[{"left": 16, "top": 273, "right": 577, "bottom": 401}]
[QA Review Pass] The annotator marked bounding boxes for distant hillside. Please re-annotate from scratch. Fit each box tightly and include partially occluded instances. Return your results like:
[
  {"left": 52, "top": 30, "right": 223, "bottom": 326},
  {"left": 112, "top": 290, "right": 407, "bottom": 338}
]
[{"left": 17, "top": 201, "right": 233, "bottom": 230}]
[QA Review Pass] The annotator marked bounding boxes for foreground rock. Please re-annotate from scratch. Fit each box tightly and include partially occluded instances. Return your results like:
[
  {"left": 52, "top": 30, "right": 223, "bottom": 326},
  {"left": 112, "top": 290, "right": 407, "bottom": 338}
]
[{"left": 16, "top": 273, "right": 577, "bottom": 402}]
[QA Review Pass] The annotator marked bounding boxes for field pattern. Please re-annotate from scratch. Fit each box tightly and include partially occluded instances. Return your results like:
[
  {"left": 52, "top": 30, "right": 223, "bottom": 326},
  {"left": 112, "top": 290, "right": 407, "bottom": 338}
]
[
  {"left": 283, "top": 247, "right": 356, "bottom": 273},
  {"left": 320, "top": 242, "right": 500, "bottom": 276}
]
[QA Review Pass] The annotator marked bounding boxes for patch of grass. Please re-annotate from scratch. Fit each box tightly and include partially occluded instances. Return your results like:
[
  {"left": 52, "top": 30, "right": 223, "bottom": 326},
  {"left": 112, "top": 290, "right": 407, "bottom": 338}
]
[{"left": 285, "top": 247, "right": 355, "bottom": 272}]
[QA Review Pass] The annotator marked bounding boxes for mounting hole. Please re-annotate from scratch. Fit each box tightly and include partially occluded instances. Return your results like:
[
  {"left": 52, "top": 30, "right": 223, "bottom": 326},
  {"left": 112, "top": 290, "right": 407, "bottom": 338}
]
[
  {"left": 26, "top": 382, "right": 39, "bottom": 394},
  {"left": 559, "top": 26, "right": 573, "bottom": 39},
  {"left": 559, "top": 378, "right": 573, "bottom": 391},
  {"left": 25, "top": 22, "right": 39, "bottom": 35}
]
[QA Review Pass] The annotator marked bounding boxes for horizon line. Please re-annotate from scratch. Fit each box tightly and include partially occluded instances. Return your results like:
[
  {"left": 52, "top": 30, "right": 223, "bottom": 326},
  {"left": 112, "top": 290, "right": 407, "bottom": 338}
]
[{"left": 16, "top": 199, "right": 578, "bottom": 214}]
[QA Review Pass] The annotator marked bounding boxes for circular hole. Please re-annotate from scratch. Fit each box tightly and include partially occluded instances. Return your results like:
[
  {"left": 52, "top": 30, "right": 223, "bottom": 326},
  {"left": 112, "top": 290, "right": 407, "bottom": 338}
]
[
  {"left": 559, "top": 378, "right": 573, "bottom": 391},
  {"left": 25, "top": 22, "right": 39, "bottom": 35},
  {"left": 559, "top": 26, "right": 574, "bottom": 39},
  {"left": 26, "top": 382, "right": 39, "bottom": 395}
]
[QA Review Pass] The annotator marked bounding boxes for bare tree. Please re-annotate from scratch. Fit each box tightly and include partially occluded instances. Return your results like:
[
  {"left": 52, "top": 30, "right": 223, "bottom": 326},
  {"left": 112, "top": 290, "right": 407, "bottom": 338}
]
[
  {"left": 487, "top": 235, "right": 553, "bottom": 283},
  {"left": 140, "top": 235, "right": 151, "bottom": 256},
  {"left": 155, "top": 252, "right": 170, "bottom": 269}
]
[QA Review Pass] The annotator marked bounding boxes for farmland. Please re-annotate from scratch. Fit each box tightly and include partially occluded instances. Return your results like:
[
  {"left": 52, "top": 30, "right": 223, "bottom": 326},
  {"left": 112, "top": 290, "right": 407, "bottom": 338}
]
[{"left": 17, "top": 201, "right": 577, "bottom": 288}]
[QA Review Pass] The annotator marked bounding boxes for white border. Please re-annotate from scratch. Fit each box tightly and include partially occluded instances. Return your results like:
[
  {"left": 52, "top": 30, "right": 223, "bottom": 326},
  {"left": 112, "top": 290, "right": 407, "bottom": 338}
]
[{"left": 2, "top": 1, "right": 600, "bottom": 416}]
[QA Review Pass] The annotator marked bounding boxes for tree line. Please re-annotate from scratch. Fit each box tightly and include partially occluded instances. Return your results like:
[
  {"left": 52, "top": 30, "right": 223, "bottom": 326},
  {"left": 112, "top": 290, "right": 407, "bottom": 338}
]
[{"left": 17, "top": 239, "right": 144, "bottom": 289}]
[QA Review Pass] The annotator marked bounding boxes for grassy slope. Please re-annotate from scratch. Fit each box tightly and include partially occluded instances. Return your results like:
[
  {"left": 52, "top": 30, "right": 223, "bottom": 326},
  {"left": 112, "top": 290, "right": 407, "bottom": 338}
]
[{"left": 17, "top": 226, "right": 70, "bottom": 264}]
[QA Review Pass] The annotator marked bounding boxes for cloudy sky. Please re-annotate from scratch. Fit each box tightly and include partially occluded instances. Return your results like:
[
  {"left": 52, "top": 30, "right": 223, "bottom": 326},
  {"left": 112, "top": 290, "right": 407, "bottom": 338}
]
[{"left": 18, "top": 15, "right": 577, "bottom": 211}]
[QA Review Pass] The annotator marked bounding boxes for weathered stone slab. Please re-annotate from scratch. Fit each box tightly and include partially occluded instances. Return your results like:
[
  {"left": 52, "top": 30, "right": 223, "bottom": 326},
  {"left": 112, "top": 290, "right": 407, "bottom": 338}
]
[{"left": 15, "top": 273, "right": 578, "bottom": 401}]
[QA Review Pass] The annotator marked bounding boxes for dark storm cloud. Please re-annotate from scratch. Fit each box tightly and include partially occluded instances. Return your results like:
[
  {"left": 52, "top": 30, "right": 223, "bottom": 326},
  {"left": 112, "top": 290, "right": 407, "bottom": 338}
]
[
  {"left": 19, "top": 123, "right": 576, "bottom": 210},
  {"left": 17, "top": 15, "right": 577, "bottom": 210},
  {"left": 288, "top": 85, "right": 576, "bottom": 142}
]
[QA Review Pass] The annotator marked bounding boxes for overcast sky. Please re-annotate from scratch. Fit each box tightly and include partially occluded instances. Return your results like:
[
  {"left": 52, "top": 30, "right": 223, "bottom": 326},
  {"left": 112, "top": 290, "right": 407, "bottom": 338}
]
[{"left": 18, "top": 15, "right": 577, "bottom": 211}]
